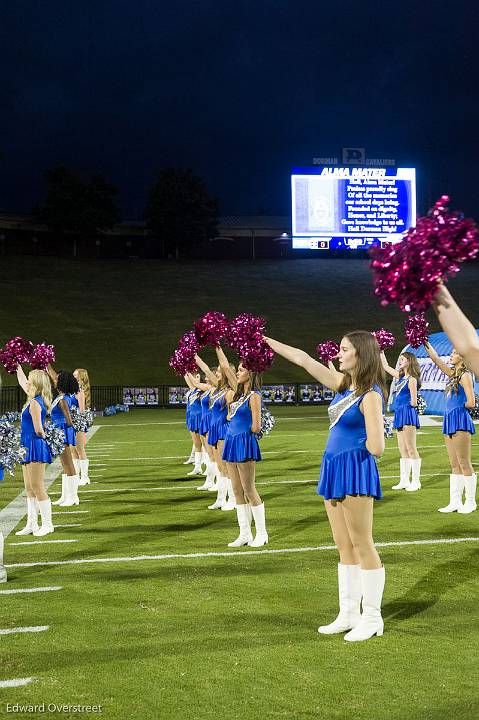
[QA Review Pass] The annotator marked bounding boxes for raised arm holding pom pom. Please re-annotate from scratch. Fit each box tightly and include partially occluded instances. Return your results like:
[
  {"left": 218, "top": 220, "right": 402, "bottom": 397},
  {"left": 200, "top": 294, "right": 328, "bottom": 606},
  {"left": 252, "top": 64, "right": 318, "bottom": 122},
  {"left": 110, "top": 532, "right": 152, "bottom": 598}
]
[{"left": 432, "top": 285, "right": 479, "bottom": 377}]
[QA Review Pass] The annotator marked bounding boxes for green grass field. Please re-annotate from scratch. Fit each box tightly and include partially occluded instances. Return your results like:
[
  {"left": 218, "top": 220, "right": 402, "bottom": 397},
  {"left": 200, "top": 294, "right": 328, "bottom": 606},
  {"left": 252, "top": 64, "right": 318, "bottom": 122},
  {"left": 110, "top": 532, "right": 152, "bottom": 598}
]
[
  {"left": 1, "top": 255, "right": 479, "bottom": 386},
  {"left": 1, "top": 408, "right": 478, "bottom": 719}
]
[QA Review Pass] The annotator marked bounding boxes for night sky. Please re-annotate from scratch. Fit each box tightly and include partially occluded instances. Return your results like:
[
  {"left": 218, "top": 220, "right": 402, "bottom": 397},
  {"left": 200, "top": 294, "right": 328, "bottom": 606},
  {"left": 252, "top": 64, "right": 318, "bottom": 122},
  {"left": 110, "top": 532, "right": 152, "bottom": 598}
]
[{"left": 2, "top": 1, "right": 478, "bottom": 219}]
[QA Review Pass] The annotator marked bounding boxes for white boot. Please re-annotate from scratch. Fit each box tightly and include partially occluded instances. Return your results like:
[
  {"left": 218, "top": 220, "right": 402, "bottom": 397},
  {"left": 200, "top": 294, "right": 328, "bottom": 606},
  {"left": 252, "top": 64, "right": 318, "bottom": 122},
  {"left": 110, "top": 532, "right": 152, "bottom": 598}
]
[
  {"left": 228, "top": 505, "right": 253, "bottom": 547},
  {"left": 208, "top": 475, "right": 228, "bottom": 510},
  {"left": 52, "top": 475, "right": 68, "bottom": 505},
  {"left": 438, "top": 474, "right": 464, "bottom": 512},
  {"left": 221, "top": 477, "right": 236, "bottom": 511},
  {"left": 197, "top": 463, "right": 217, "bottom": 491},
  {"left": 183, "top": 444, "right": 195, "bottom": 464},
  {"left": 318, "top": 564, "right": 361, "bottom": 634},
  {"left": 15, "top": 497, "right": 40, "bottom": 536},
  {"left": 458, "top": 474, "right": 477, "bottom": 514},
  {"left": 344, "top": 567, "right": 385, "bottom": 642},
  {"left": 58, "top": 475, "right": 80, "bottom": 507},
  {"left": 392, "top": 458, "right": 411, "bottom": 489},
  {"left": 201, "top": 451, "right": 209, "bottom": 475},
  {"left": 248, "top": 503, "right": 268, "bottom": 547},
  {"left": 208, "top": 462, "right": 219, "bottom": 491},
  {"left": 78, "top": 459, "right": 90, "bottom": 486},
  {"left": 33, "top": 498, "right": 55, "bottom": 537},
  {"left": 187, "top": 452, "right": 203, "bottom": 476},
  {"left": 73, "top": 458, "right": 80, "bottom": 474},
  {"left": 0, "top": 532, "right": 7, "bottom": 583},
  {"left": 406, "top": 458, "right": 422, "bottom": 492}
]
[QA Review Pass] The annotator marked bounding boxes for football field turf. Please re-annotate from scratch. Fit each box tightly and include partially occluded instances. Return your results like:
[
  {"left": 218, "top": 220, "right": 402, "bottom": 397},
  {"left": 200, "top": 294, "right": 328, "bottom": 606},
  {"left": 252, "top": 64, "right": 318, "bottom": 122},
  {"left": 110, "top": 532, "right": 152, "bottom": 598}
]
[{"left": 1, "top": 407, "right": 478, "bottom": 719}]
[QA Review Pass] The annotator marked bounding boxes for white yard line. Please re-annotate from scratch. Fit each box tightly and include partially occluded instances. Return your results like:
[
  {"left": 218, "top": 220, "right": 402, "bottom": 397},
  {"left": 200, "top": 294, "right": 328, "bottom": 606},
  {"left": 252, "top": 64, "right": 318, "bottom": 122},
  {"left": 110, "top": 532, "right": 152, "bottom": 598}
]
[
  {"left": 8, "top": 539, "right": 78, "bottom": 547},
  {"left": 54, "top": 524, "right": 82, "bottom": 528},
  {"left": 6, "top": 536, "right": 479, "bottom": 570},
  {"left": 0, "top": 426, "right": 101, "bottom": 539},
  {"left": 53, "top": 510, "right": 89, "bottom": 515},
  {"left": 0, "top": 678, "right": 35, "bottom": 688},
  {"left": 0, "top": 626, "right": 49, "bottom": 635},
  {"left": 0, "top": 586, "right": 62, "bottom": 595}
]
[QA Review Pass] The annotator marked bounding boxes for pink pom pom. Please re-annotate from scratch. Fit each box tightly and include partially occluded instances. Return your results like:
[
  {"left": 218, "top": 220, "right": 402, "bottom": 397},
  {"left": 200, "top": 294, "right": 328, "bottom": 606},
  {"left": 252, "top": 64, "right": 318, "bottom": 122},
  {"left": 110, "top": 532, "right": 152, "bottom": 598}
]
[
  {"left": 0, "top": 336, "right": 34, "bottom": 374},
  {"left": 169, "top": 331, "right": 199, "bottom": 376},
  {"left": 193, "top": 312, "right": 228, "bottom": 347},
  {"left": 372, "top": 329, "right": 396, "bottom": 351},
  {"left": 370, "top": 196, "right": 479, "bottom": 313},
  {"left": 316, "top": 341, "right": 339, "bottom": 363},
  {"left": 226, "top": 314, "right": 266, "bottom": 350},
  {"left": 29, "top": 343, "right": 56, "bottom": 370},
  {"left": 240, "top": 338, "right": 274, "bottom": 373},
  {"left": 404, "top": 314, "right": 430, "bottom": 349}
]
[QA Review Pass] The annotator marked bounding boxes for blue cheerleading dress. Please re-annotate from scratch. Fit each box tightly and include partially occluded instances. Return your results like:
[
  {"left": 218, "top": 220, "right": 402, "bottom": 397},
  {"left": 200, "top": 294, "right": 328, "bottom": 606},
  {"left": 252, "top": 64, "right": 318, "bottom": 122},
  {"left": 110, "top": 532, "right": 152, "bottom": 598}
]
[
  {"left": 222, "top": 391, "right": 262, "bottom": 463},
  {"left": 186, "top": 391, "right": 202, "bottom": 433},
  {"left": 21, "top": 395, "right": 52, "bottom": 464},
  {"left": 318, "top": 385, "right": 383, "bottom": 501},
  {"left": 199, "top": 391, "right": 212, "bottom": 437},
  {"left": 207, "top": 391, "right": 229, "bottom": 447},
  {"left": 442, "top": 380, "right": 475, "bottom": 437},
  {"left": 393, "top": 377, "right": 420, "bottom": 430},
  {"left": 51, "top": 394, "right": 77, "bottom": 446}
]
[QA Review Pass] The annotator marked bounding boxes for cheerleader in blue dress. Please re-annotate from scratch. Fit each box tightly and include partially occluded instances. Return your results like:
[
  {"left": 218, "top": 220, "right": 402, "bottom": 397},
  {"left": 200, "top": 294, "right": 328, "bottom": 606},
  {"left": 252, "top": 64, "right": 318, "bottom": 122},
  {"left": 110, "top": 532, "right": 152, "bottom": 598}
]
[
  {"left": 71, "top": 368, "right": 91, "bottom": 485},
  {"left": 265, "top": 332, "right": 387, "bottom": 642},
  {"left": 47, "top": 367, "right": 81, "bottom": 507},
  {"left": 196, "top": 348, "right": 237, "bottom": 511},
  {"left": 381, "top": 351, "right": 422, "bottom": 491},
  {"left": 185, "top": 373, "right": 219, "bottom": 489},
  {"left": 15, "top": 366, "right": 54, "bottom": 537},
  {"left": 425, "top": 343, "right": 476, "bottom": 513},
  {"left": 219, "top": 353, "right": 266, "bottom": 548},
  {"left": 184, "top": 373, "right": 206, "bottom": 476}
]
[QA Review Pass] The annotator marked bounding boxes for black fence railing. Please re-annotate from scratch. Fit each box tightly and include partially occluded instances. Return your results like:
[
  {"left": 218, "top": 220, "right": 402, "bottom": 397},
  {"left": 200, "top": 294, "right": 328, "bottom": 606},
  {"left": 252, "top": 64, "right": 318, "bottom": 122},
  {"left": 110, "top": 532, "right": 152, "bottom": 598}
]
[{"left": 0, "top": 383, "right": 333, "bottom": 414}]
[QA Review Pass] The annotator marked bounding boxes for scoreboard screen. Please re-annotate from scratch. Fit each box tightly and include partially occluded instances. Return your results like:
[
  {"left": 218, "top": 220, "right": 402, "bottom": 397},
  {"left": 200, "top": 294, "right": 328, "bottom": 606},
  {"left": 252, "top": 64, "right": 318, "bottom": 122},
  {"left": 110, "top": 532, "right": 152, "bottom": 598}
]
[{"left": 291, "top": 166, "right": 416, "bottom": 250}]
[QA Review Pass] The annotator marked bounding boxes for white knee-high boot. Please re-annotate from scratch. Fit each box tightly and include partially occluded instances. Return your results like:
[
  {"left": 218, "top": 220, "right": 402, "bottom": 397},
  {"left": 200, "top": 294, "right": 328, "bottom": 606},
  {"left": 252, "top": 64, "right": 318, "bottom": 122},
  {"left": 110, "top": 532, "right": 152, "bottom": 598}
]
[
  {"left": 183, "top": 444, "right": 195, "bottom": 464},
  {"left": 197, "top": 461, "right": 217, "bottom": 490},
  {"left": 0, "top": 532, "right": 7, "bottom": 583},
  {"left": 344, "top": 567, "right": 385, "bottom": 642},
  {"left": 228, "top": 504, "right": 253, "bottom": 547},
  {"left": 438, "top": 474, "right": 464, "bottom": 512},
  {"left": 58, "top": 475, "right": 80, "bottom": 507},
  {"left": 78, "top": 459, "right": 90, "bottom": 485},
  {"left": 392, "top": 458, "right": 411, "bottom": 489},
  {"left": 458, "top": 474, "right": 477, "bottom": 513},
  {"left": 248, "top": 503, "right": 268, "bottom": 547},
  {"left": 187, "top": 452, "right": 203, "bottom": 476},
  {"left": 73, "top": 458, "right": 80, "bottom": 474},
  {"left": 52, "top": 475, "right": 68, "bottom": 505},
  {"left": 201, "top": 451, "right": 209, "bottom": 475},
  {"left": 208, "top": 475, "right": 228, "bottom": 510},
  {"left": 318, "top": 564, "right": 361, "bottom": 634},
  {"left": 15, "top": 497, "right": 40, "bottom": 535},
  {"left": 221, "top": 477, "right": 236, "bottom": 511},
  {"left": 33, "top": 498, "right": 54, "bottom": 537},
  {"left": 406, "top": 458, "right": 422, "bottom": 492}
]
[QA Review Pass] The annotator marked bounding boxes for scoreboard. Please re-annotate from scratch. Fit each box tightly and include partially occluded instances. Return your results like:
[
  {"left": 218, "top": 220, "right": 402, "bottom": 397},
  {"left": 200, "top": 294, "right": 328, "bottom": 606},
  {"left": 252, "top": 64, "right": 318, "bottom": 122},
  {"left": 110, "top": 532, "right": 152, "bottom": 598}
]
[{"left": 291, "top": 166, "right": 416, "bottom": 250}]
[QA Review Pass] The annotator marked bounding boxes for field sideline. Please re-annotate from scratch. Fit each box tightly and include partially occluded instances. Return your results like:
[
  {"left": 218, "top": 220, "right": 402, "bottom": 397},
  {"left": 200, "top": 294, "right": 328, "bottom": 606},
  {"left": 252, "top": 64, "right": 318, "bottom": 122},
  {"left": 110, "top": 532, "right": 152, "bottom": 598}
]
[{"left": 0, "top": 407, "right": 478, "bottom": 719}]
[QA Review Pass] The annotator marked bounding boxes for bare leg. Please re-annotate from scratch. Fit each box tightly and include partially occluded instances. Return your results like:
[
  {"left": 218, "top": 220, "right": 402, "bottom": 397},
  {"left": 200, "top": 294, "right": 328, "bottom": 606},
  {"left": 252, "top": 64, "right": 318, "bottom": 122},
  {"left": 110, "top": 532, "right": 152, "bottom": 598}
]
[
  {"left": 61, "top": 446, "right": 76, "bottom": 476},
  {"left": 29, "top": 463, "right": 48, "bottom": 501},
  {"left": 396, "top": 430, "right": 409, "bottom": 459},
  {"left": 324, "top": 500, "right": 359, "bottom": 565},
  {"left": 341, "top": 496, "right": 381, "bottom": 570},
  {"left": 451, "top": 431, "right": 474, "bottom": 476},
  {"left": 191, "top": 431, "right": 202, "bottom": 451},
  {"left": 22, "top": 465, "right": 35, "bottom": 499},
  {"left": 402, "top": 425, "right": 420, "bottom": 460},
  {"left": 444, "top": 435, "right": 461, "bottom": 474},
  {"left": 226, "top": 462, "right": 246, "bottom": 504},
  {"left": 72, "top": 431, "right": 87, "bottom": 460},
  {"left": 237, "top": 461, "right": 261, "bottom": 506}
]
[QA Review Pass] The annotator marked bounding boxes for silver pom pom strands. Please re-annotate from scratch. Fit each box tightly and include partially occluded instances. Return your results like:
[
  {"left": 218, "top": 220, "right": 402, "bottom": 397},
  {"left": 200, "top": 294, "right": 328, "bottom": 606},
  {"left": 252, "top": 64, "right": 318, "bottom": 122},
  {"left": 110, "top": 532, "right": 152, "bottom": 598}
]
[
  {"left": 44, "top": 422, "right": 66, "bottom": 458},
  {"left": 70, "top": 406, "right": 94, "bottom": 432},
  {"left": 0, "top": 417, "right": 26, "bottom": 475}
]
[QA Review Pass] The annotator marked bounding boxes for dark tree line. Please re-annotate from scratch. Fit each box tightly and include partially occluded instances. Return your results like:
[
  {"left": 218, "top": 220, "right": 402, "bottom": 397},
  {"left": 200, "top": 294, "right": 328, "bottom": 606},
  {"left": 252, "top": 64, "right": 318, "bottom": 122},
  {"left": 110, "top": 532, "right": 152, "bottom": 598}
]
[{"left": 34, "top": 166, "right": 219, "bottom": 257}]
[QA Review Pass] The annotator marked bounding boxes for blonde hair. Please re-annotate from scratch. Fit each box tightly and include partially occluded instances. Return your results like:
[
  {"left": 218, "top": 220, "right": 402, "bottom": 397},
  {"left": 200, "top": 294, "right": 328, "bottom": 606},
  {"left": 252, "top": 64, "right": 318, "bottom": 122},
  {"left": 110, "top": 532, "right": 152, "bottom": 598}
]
[
  {"left": 446, "top": 358, "right": 468, "bottom": 396},
  {"left": 218, "top": 364, "right": 236, "bottom": 390},
  {"left": 24, "top": 370, "right": 52, "bottom": 413},
  {"left": 75, "top": 368, "right": 91, "bottom": 409}
]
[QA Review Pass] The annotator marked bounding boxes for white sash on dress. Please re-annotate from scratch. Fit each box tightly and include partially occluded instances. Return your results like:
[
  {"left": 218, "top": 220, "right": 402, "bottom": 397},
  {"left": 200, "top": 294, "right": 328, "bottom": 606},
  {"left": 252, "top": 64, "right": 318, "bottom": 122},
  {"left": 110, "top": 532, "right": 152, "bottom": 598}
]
[
  {"left": 227, "top": 392, "right": 254, "bottom": 421},
  {"left": 209, "top": 389, "right": 227, "bottom": 409}
]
